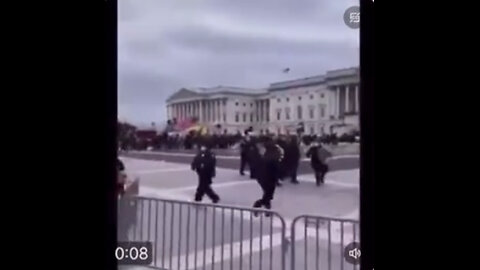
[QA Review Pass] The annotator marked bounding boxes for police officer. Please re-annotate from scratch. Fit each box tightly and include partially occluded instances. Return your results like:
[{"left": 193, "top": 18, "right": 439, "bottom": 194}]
[
  {"left": 252, "top": 138, "right": 281, "bottom": 215},
  {"left": 286, "top": 135, "right": 301, "bottom": 184},
  {"left": 191, "top": 144, "right": 220, "bottom": 203},
  {"left": 248, "top": 136, "right": 263, "bottom": 180},
  {"left": 273, "top": 136, "right": 286, "bottom": 186},
  {"left": 306, "top": 141, "right": 332, "bottom": 186},
  {"left": 239, "top": 132, "right": 252, "bottom": 176}
]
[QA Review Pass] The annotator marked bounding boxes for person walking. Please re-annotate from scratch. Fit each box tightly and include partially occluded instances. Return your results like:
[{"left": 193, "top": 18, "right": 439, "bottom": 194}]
[
  {"left": 191, "top": 144, "right": 220, "bottom": 203},
  {"left": 239, "top": 133, "right": 251, "bottom": 176},
  {"left": 286, "top": 135, "right": 301, "bottom": 184},
  {"left": 305, "top": 141, "right": 332, "bottom": 186},
  {"left": 252, "top": 138, "right": 281, "bottom": 216}
]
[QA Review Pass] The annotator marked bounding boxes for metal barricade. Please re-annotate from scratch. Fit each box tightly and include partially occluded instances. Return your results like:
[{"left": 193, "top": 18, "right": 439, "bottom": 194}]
[
  {"left": 118, "top": 196, "right": 288, "bottom": 270},
  {"left": 290, "top": 215, "right": 360, "bottom": 270}
]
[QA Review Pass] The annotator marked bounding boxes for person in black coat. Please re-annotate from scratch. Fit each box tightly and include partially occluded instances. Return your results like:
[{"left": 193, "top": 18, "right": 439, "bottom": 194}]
[
  {"left": 286, "top": 135, "right": 301, "bottom": 184},
  {"left": 191, "top": 145, "right": 220, "bottom": 203},
  {"left": 305, "top": 142, "right": 331, "bottom": 186},
  {"left": 239, "top": 133, "right": 253, "bottom": 176},
  {"left": 252, "top": 139, "right": 281, "bottom": 215},
  {"left": 275, "top": 136, "right": 288, "bottom": 182},
  {"left": 247, "top": 137, "right": 262, "bottom": 180}
]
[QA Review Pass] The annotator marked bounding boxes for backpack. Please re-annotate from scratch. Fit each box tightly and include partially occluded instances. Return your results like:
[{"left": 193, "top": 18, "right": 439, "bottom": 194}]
[{"left": 316, "top": 146, "right": 332, "bottom": 163}]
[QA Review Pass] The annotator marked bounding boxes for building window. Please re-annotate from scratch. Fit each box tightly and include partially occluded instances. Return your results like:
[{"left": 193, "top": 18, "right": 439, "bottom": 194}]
[
  {"left": 310, "top": 127, "right": 315, "bottom": 134},
  {"left": 298, "top": 96, "right": 302, "bottom": 100},
  {"left": 320, "top": 104, "right": 326, "bottom": 118},
  {"left": 223, "top": 113, "right": 226, "bottom": 122},
  {"left": 243, "top": 103, "right": 246, "bottom": 107},
  {"left": 223, "top": 100, "right": 227, "bottom": 105},
  {"left": 309, "top": 106, "right": 314, "bottom": 119},
  {"left": 286, "top": 97, "right": 290, "bottom": 102},
  {"left": 277, "top": 98, "right": 281, "bottom": 103},
  {"left": 310, "top": 94, "right": 314, "bottom": 99},
  {"left": 250, "top": 113, "right": 253, "bottom": 122},
  {"left": 250, "top": 103, "right": 253, "bottom": 107},
  {"left": 235, "top": 102, "right": 239, "bottom": 106},
  {"left": 285, "top": 107, "right": 290, "bottom": 120},
  {"left": 276, "top": 109, "right": 281, "bottom": 121},
  {"left": 297, "top": 105, "right": 302, "bottom": 120},
  {"left": 243, "top": 113, "right": 247, "bottom": 122},
  {"left": 266, "top": 113, "right": 269, "bottom": 122},
  {"left": 256, "top": 114, "right": 259, "bottom": 122},
  {"left": 320, "top": 93, "right": 324, "bottom": 98},
  {"left": 235, "top": 112, "right": 239, "bottom": 122}
]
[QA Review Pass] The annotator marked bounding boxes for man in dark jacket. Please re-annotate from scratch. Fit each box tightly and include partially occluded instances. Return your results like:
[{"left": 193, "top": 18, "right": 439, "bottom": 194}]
[
  {"left": 286, "top": 135, "right": 301, "bottom": 184},
  {"left": 239, "top": 133, "right": 253, "bottom": 176},
  {"left": 275, "top": 136, "right": 288, "bottom": 183},
  {"left": 306, "top": 142, "right": 332, "bottom": 186},
  {"left": 252, "top": 138, "right": 281, "bottom": 215},
  {"left": 191, "top": 145, "right": 220, "bottom": 203}
]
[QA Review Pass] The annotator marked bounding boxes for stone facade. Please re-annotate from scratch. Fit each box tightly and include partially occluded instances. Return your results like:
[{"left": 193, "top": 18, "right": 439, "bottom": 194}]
[{"left": 166, "top": 67, "right": 359, "bottom": 135}]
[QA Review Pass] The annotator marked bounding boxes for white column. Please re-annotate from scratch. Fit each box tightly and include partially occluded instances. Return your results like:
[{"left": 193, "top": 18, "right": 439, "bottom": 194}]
[
  {"left": 205, "top": 101, "right": 208, "bottom": 122},
  {"left": 216, "top": 100, "right": 219, "bottom": 122},
  {"left": 259, "top": 101, "right": 262, "bottom": 122},
  {"left": 195, "top": 101, "right": 199, "bottom": 119},
  {"left": 200, "top": 100, "right": 204, "bottom": 122},
  {"left": 178, "top": 103, "right": 182, "bottom": 120},
  {"left": 355, "top": 85, "right": 359, "bottom": 113},
  {"left": 213, "top": 100, "right": 216, "bottom": 122},
  {"left": 346, "top": 85, "right": 350, "bottom": 114},
  {"left": 208, "top": 100, "right": 211, "bottom": 123},
  {"left": 180, "top": 103, "right": 185, "bottom": 120},
  {"left": 262, "top": 100, "right": 265, "bottom": 122},
  {"left": 222, "top": 99, "right": 226, "bottom": 122},
  {"left": 183, "top": 103, "right": 187, "bottom": 120},
  {"left": 336, "top": 87, "right": 340, "bottom": 118},
  {"left": 218, "top": 100, "right": 221, "bottom": 121},
  {"left": 263, "top": 100, "right": 271, "bottom": 123},
  {"left": 213, "top": 100, "right": 217, "bottom": 122}
]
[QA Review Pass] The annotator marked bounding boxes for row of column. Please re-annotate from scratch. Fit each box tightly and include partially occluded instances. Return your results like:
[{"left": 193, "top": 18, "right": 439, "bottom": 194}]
[
  {"left": 255, "top": 99, "right": 270, "bottom": 122},
  {"left": 333, "top": 84, "right": 360, "bottom": 118},
  {"left": 168, "top": 99, "right": 227, "bottom": 123}
]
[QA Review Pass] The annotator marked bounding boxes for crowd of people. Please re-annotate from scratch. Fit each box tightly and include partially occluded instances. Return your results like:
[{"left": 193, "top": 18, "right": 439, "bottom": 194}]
[
  {"left": 118, "top": 120, "right": 358, "bottom": 215},
  {"left": 188, "top": 131, "right": 333, "bottom": 214},
  {"left": 119, "top": 130, "right": 358, "bottom": 152}
]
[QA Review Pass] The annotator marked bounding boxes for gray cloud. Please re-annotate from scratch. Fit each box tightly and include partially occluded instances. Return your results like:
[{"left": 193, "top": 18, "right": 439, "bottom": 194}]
[{"left": 118, "top": 0, "right": 359, "bottom": 125}]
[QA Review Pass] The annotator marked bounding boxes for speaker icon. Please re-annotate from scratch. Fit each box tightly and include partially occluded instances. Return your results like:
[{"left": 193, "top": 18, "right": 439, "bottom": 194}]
[
  {"left": 349, "top": 248, "right": 361, "bottom": 259},
  {"left": 344, "top": 242, "right": 361, "bottom": 265}
]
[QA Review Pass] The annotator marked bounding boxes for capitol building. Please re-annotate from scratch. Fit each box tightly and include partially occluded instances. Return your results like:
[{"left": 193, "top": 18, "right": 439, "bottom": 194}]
[{"left": 166, "top": 67, "right": 359, "bottom": 135}]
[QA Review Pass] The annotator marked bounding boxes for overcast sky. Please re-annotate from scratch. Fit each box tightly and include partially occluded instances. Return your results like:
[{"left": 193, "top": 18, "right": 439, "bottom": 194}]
[{"left": 118, "top": 0, "right": 359, "bottom": 126}]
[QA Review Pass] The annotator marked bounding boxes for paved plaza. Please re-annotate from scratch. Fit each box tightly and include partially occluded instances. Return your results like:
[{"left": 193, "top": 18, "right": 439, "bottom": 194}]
[{"left": 120, "top": 155, "right": 359, "bottom": 270}]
